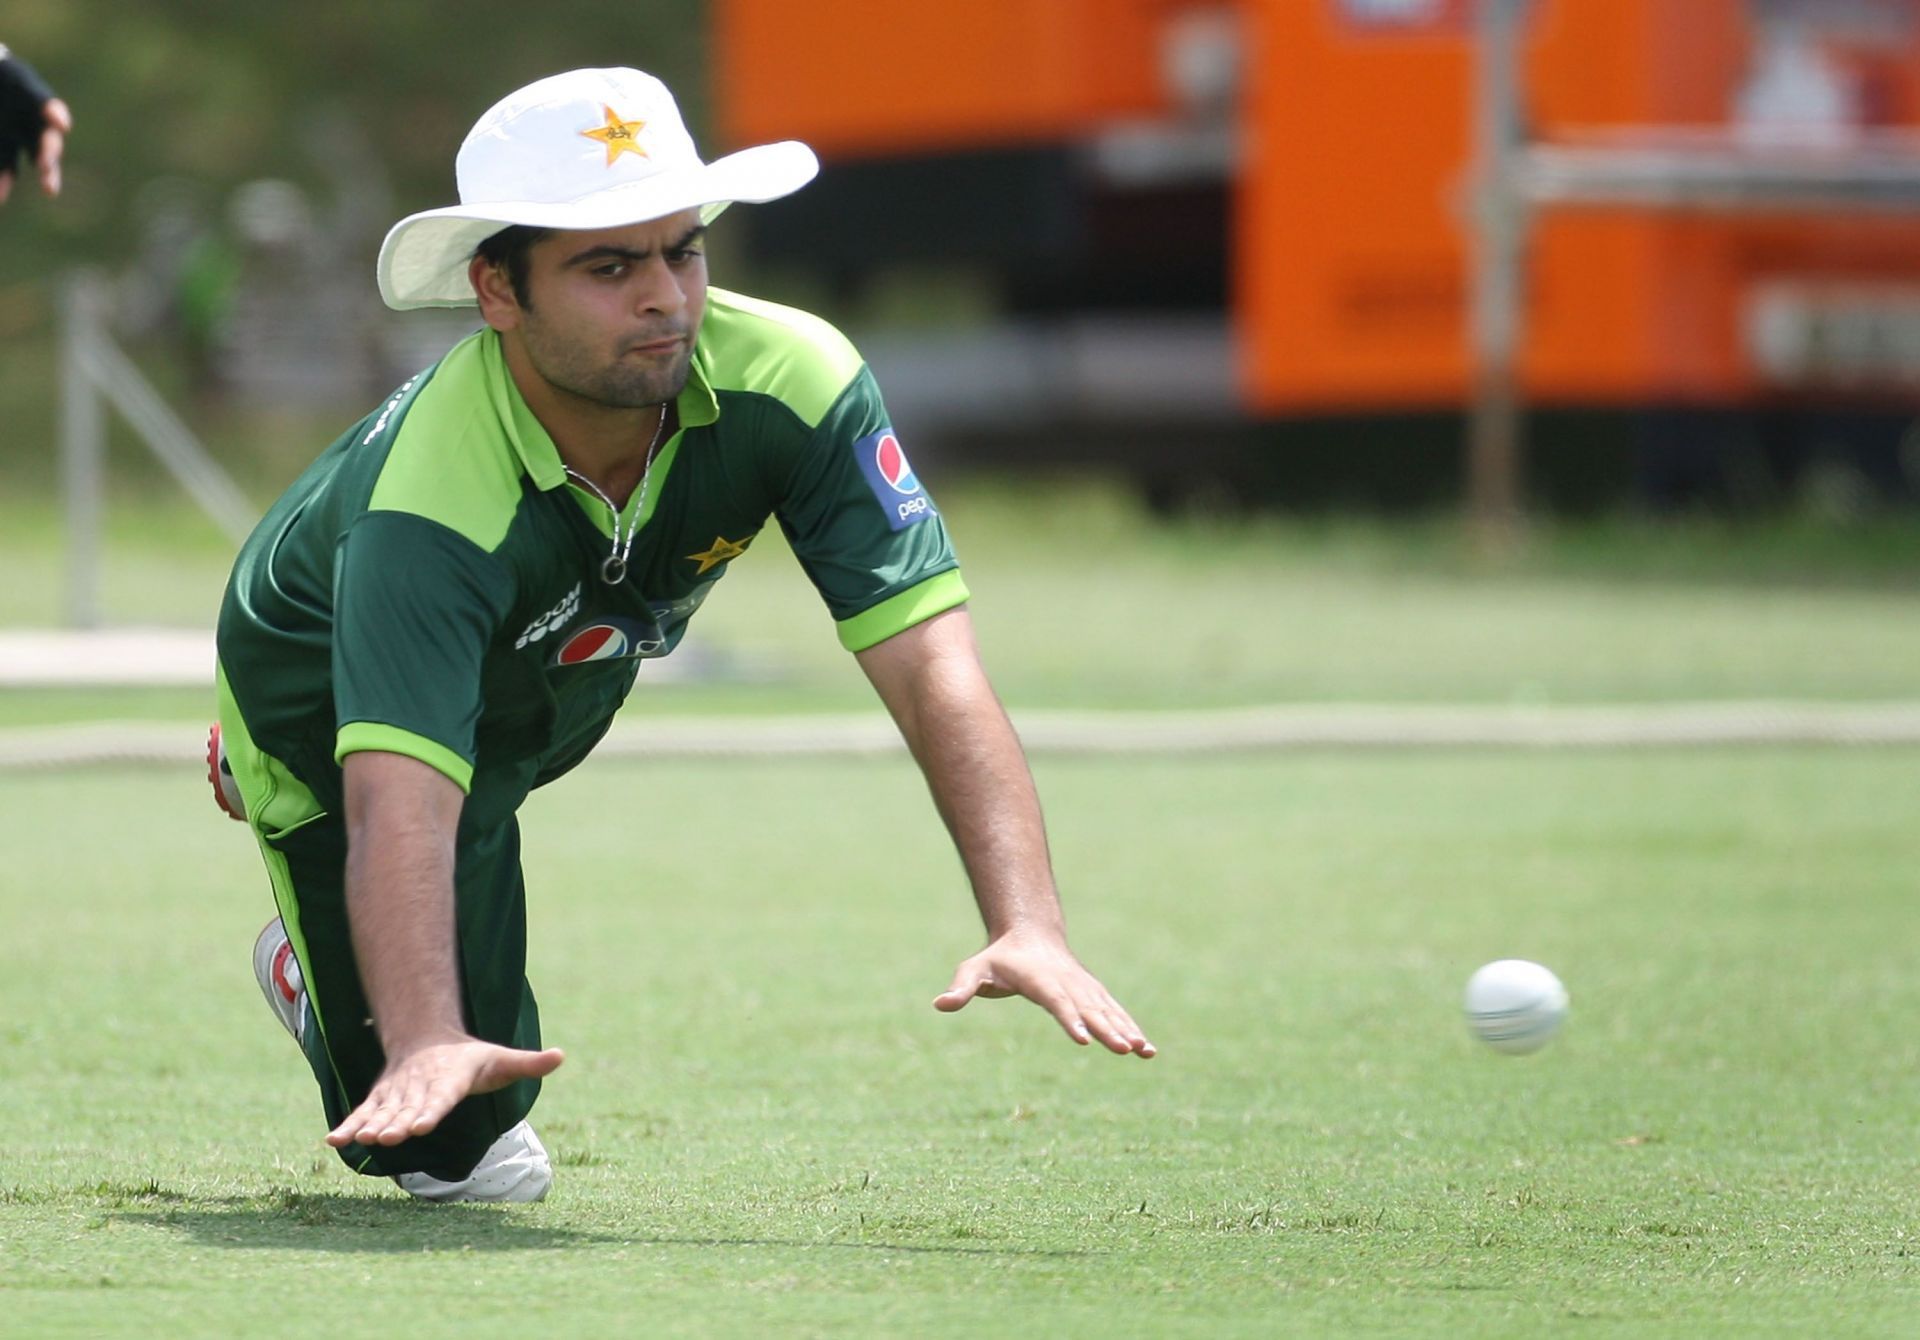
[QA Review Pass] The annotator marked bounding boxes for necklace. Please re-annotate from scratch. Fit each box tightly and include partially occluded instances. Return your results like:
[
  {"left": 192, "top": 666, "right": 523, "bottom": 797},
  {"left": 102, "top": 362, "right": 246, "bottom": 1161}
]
[{"left": 564, "top": 404, "right": 668, "bottom": 585}]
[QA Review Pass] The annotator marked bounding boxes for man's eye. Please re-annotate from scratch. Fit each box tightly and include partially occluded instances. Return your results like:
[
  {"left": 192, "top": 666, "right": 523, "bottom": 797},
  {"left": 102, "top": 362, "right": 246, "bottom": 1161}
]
[
  {"left": 666, "top": 248, "right": 703, "bottom": 265},
  {"left": 593, "top": 262, "right": 628, "bottom": 278}
]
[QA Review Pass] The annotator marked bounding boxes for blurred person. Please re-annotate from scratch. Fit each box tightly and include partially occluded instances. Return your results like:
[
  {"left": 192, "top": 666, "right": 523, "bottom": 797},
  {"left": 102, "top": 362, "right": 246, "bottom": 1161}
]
[
  {"left": 0, "top": 44, "right": 70, "bottom": 204},
  {"left": 209, "top": 68, "right": 1154, "bottom": 1204}
]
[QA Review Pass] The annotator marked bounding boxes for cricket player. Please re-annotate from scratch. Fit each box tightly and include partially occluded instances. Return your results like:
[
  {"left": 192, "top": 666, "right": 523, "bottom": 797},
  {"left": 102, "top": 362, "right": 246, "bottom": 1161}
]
[{"left": 211, "top": 68, "right": 1154, "bottom": 1204}]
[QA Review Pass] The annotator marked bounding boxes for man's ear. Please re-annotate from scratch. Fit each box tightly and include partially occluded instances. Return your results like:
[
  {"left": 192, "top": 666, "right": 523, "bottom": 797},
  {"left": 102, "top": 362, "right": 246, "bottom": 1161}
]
[{"left": 470, "top": 255, "right": 522, "bottom": 331}]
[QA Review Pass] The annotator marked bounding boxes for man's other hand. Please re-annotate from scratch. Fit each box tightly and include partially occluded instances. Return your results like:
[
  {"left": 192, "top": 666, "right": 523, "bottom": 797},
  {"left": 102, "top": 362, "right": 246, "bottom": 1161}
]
[{"left": 936, "top": 932, "right": 1156, "bottom": 1058}]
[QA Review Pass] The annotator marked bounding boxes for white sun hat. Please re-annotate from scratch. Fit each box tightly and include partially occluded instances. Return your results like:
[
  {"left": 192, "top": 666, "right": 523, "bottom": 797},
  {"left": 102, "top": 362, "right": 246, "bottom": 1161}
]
[{"left": 376, "top": 67, "right": 817, "bottom": 310}]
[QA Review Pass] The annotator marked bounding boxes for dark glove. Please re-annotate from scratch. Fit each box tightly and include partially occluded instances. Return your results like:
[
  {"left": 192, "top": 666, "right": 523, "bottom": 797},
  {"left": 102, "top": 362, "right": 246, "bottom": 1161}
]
[{"left": 0, "top": 50, "right": 60, "bottom": 179}]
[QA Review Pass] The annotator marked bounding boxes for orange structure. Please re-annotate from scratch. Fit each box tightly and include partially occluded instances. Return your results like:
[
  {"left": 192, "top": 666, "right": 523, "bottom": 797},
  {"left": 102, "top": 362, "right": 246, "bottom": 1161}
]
[
  {"left": 1240, "top": 0, "right": 1920, "bottom": 413},
  {"left": 714, "top": 0, "right": 1920, "bottom": 419},
  {"left": 714, "top": 0, "right": 1182, "bottom": 156}
]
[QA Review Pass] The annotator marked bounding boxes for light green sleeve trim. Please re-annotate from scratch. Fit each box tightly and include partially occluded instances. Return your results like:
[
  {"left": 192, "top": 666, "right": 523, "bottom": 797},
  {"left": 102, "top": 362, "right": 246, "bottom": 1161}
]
[
  {"left": 836, "top": 569, "right": 970, "bottom": 653},
  {"left": 334, "top": 722, "right": 475, "bottom": 794}
]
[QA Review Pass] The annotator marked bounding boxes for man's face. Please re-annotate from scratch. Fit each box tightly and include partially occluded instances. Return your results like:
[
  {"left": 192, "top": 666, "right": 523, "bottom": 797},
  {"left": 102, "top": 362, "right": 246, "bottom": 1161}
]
[{"left": 483, "top": 210, "right": 709, "bottom": 410}]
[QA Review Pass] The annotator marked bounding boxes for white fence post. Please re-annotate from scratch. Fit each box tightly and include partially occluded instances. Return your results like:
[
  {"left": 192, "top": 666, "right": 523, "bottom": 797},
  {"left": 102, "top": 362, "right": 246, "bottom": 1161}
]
[
  {"left": 1467, "top": 0, "right": 1528, "bottom": 548},
  {"left": 57, "top": 269, "right": 258, "bottom": 628},
  {"left": 59, "top": 274, "right": 106, "bottom": 630}
]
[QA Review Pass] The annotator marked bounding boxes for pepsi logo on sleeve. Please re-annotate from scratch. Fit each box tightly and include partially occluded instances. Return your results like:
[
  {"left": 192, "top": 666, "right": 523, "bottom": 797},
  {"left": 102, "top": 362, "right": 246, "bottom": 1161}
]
[{"left": 853, "top": 428, "right": 936, "bottom": 531}]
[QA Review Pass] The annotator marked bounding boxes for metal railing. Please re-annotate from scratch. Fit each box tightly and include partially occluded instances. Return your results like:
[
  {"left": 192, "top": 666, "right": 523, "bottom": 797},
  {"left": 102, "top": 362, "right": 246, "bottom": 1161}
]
[
  {"left": 1467, "top": 0, "right": 1920, "bottom": 541},
  {"left": 58, "top": 272, "right": 256, "bottom": 627}
]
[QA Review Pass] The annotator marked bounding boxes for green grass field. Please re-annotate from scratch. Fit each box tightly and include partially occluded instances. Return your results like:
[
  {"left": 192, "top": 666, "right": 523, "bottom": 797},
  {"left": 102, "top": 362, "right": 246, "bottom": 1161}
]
[
  {"left": 3, "top": 745, "right": 1917, "bottom": 1337},
  {"left": 3, "top": 484, "right": 1918, "bottom": 1334}
]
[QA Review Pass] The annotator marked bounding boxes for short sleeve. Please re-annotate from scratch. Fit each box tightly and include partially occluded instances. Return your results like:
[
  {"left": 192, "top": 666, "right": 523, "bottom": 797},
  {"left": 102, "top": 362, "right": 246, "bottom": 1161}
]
[
  {"left": 331, "top": 511, "right": 517, "bottom": 790},
  {"left": 773, "top": 368, "right": 968, "bottom": 651}
]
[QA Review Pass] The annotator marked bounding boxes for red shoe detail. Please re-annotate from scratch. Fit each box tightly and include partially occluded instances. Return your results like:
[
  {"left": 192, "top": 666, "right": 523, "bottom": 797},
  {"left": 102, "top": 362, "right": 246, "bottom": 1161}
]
[
  {"left": 271, "top": 939, "right": 299, "bottom": 1005},
  {"left": 207, "top": 723, "right": 247, "bottom": 822}
]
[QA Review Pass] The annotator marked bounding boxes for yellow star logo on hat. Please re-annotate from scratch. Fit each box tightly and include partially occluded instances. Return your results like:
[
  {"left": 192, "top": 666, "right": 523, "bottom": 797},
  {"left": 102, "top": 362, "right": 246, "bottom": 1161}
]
[
  {"left": 581, "top": 105, "right": 649, "bottom": 165},
  {"left": 687, "top": 535, "right": 750, "bottom": 576}
]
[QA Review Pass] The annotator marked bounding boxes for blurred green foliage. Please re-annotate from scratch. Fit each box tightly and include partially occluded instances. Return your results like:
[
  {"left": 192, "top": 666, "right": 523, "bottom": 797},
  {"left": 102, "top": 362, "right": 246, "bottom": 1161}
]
[
  {"left": 0, "top": 0, "right": 707, "bottom": 279},
  {"left": 0, "top": 0, "right": 708, "bottom": 479}
]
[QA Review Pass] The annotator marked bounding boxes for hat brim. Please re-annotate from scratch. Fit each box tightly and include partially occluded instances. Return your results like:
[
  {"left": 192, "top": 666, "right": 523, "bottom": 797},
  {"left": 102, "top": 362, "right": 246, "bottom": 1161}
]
[{"left": 376, "top": 140, "right": 818, "bottom": 310}]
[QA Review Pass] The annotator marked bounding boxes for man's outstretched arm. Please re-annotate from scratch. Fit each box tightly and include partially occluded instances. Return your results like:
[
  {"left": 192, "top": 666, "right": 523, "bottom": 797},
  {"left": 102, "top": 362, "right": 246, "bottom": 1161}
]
[
  {"left": 324, "top": 750, "right": 563, "bottom": 1149},
  {"left": 856, "top": 605, "right": 1154, "bottom": 1058}
]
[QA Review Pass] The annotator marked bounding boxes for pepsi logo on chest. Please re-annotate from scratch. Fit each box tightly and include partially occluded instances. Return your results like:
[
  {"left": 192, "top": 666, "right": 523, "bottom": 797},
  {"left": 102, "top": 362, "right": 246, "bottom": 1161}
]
[{"left": 551, "top": 616, "right": 666, "bottom": 666}]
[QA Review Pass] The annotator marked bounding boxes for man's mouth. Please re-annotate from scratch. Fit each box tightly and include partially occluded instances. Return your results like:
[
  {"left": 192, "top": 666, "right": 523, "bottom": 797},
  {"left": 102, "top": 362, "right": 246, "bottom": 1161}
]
[{"left": 627, "top": 334, "right": 685, "bottom": 356}]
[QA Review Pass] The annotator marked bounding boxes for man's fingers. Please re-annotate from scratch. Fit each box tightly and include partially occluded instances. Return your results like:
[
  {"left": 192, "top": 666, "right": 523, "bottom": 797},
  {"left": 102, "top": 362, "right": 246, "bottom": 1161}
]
[
  {"left": 327, "top": 1093, "right": 395, "bottom": 1148},
  {"left": 329, "top": 1097, "right": 442, "bottom": 1148},
  {"left": 36, "top": 127, "right": 63, "bottom": 195},
  {"left": 338, "top": 1081, "right": 453, "bottom": 1147},
  {"left": 1026, "top": 982, "right": 1093, "bottom": 1045},
  {"left": 934, "top": 976, "right": 982, "bottom": 1012},
  {"left": 36, "top": 101, "right": 69, "bottom": 197},
  {"left": 936, "top": 948, "right": 1155, "bottom": 1057},
  {"left": 323, "top": 1043, "right": 563, "bottom": 1149},
  {"left": 375, "top": 1076, "right": 430, "bottom": 1140},
  {"left": 383, "top": 1076, "right": 467, "bottom": 1143},
  {"left": 1085, "top": 1009, "right": 1154, "bottom": 1058},
  {"left": 374, "top": 1105, "right": 425, "bottom": 1146},
  {"left": 1079, "top": 1005, "right": 1131, "bottom": 1054},
  {"left": 935, "top": 957, "right": 993, "bottom": 1012},
  {"left": 36, "top": 99, "right": 68, "bottom": 194},
  {"left": 0, "top": 170, "right": 13, "bottom": 205},
  {"left": 385, "top": 1069, "right": 467, "bottom": 1142},
  {"left": 1050, "top": 984, "right": 1156, "bottom": 1058},
  {"left": 1084, "top": 992, "right": 1156, "bottom": 1057},
  {"left": 475, "top": 1046, "right": 565, "bottom": 1091}
]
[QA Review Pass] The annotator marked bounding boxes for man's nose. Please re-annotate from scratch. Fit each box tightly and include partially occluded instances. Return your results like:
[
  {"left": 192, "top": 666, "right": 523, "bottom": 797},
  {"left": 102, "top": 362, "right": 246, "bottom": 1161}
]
[{"left": 632, "top": 257, "right": 687, "bottom": 316}]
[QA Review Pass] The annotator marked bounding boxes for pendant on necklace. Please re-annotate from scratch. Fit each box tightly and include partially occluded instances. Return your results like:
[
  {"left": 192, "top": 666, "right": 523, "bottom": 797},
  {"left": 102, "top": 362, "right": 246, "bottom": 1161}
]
[{"left": 568, "top": 401, "right": 666, "bottom": 590}]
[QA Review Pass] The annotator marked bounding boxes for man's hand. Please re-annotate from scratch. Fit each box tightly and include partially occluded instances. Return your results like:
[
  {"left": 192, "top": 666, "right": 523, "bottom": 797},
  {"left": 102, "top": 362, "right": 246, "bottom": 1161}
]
[
  {"left": 326, "top": 1037, "right": 565, "bottom": 1148},
  {"left": 0, "top": 51, "right": 70, "bottom": 204},
  {"left": 859, "top": 608, "right": 1155, "bottom": 1061},
  {"left": 936, "top": 931, "right": 1156, "bottom": 1058},
  {"left": 337, "top": 750, "right": 564, "bottom": 1149}
]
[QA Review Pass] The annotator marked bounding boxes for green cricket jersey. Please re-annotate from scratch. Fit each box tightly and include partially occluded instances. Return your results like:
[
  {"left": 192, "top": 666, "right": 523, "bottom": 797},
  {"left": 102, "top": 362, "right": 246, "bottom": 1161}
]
[{"left": 216, "top": 289, "right": 967, "bottom": 825}]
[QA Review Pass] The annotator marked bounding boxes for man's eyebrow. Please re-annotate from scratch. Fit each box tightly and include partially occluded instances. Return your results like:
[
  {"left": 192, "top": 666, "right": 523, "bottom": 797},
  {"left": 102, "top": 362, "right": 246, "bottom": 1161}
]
[{"left": 560, "top": 226, "right": 708, "bottom": 269}]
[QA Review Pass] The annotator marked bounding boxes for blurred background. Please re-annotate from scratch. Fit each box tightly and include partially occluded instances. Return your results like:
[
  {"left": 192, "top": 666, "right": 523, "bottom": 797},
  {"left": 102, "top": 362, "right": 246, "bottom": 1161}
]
[{"left": 2, "top": 0, "right": 1918, "bottom": 702}]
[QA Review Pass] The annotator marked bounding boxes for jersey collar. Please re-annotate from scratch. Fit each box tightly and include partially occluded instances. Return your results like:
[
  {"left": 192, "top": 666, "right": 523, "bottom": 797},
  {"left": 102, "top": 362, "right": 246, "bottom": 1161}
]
[
  {"left": 680, "top": 337, "right": 720, "bottom": 430},
  {"left": 483, "top": 328, "right": 719, "bottom": 492},
  {"left": 482, "top": 329, "right": 567, "bottom": 490}
]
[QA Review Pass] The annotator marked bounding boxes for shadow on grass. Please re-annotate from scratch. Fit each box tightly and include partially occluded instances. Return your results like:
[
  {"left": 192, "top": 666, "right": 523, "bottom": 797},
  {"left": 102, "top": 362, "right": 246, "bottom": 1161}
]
[
  {"left": 114, "top": 1192, "right": 1091, "bottom": 1259},
  {"left": 113, "top": 1192, "right": 615, "bottom": 1252}
]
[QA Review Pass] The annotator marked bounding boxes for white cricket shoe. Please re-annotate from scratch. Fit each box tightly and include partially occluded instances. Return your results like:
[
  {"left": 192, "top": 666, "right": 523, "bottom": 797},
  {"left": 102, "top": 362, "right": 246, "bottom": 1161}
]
[
  {"left": 252, "top": 917, "right": 308, "bottom": 1045},
  {"left": 394, "top": 1121, "right": 552, "bottom": 1204}
]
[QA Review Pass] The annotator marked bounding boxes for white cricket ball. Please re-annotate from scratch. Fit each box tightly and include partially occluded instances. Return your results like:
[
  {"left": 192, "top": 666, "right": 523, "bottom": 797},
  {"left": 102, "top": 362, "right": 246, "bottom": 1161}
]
[{"left": 1463, "top": 959, "right": 1568, "bottom": 1055}]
